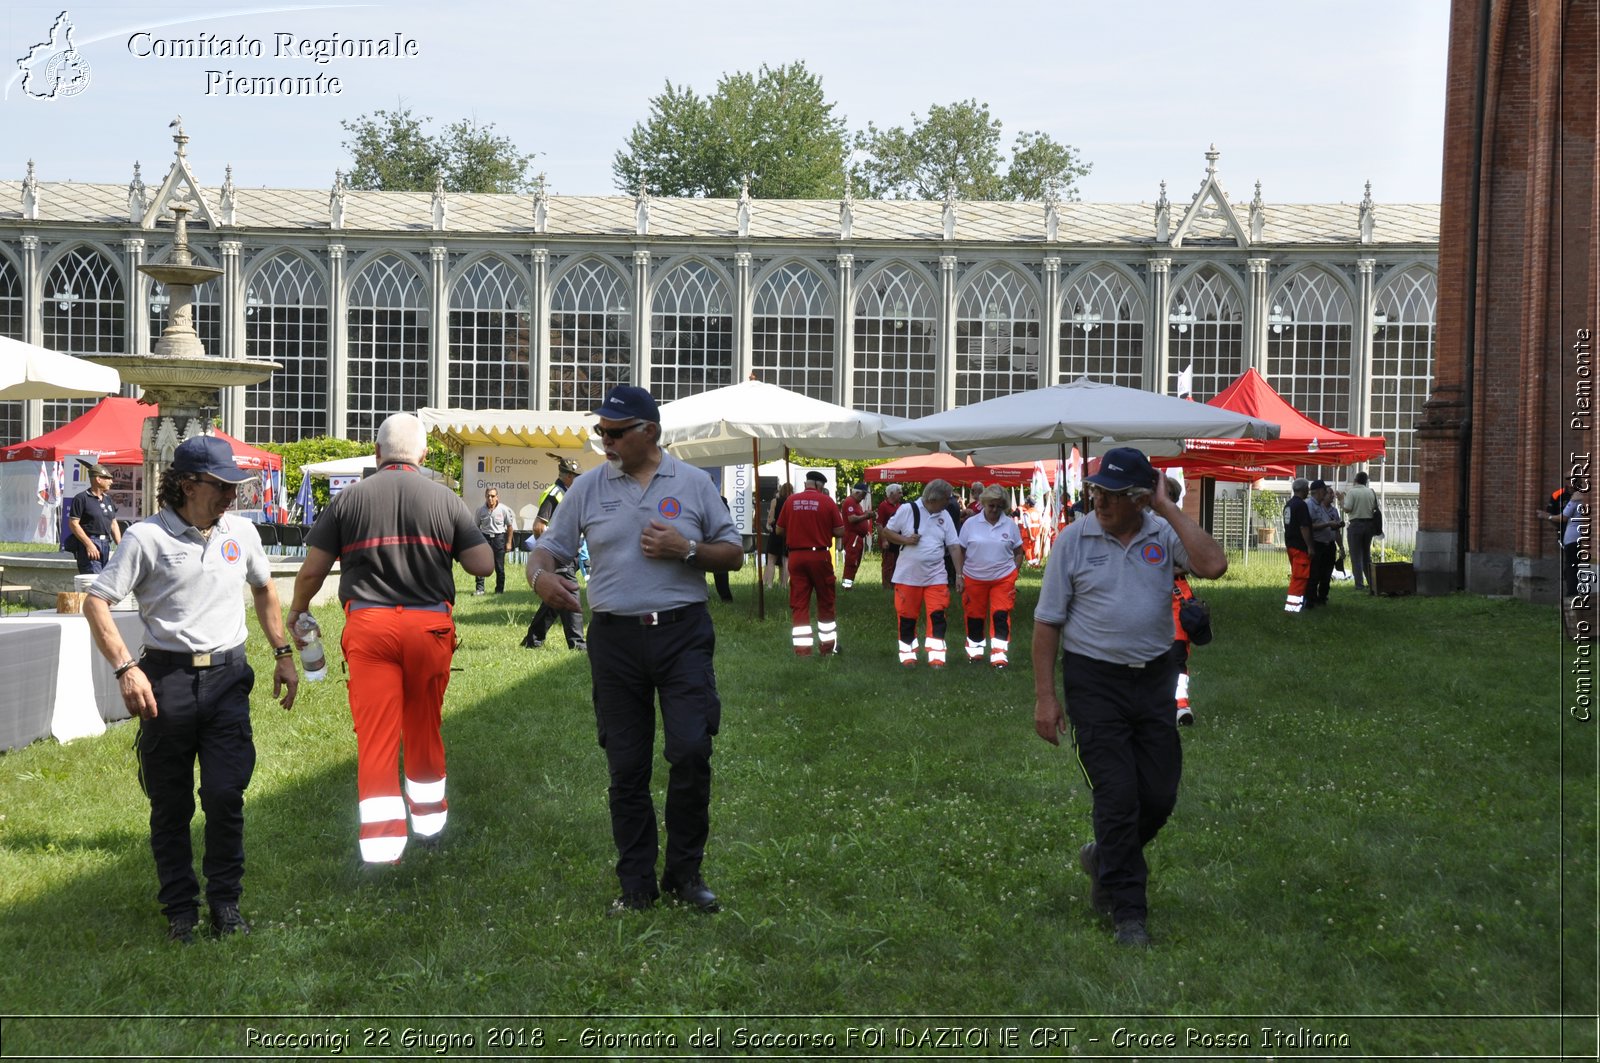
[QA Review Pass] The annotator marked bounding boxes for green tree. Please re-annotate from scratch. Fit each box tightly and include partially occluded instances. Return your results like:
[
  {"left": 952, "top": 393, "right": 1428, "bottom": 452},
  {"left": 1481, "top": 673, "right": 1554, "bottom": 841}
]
[
  {"left": 613, "top": 62, "right": 849, "bottom": 198},
  {"left": 853, "top": 100, "right": 1090, "bottom": 201},
  {"left": 341, "top": 106, "right": 536, "bottom": 193},
  {"left": 1002, "top": 130, "right": 1093, "bottom": 200}
]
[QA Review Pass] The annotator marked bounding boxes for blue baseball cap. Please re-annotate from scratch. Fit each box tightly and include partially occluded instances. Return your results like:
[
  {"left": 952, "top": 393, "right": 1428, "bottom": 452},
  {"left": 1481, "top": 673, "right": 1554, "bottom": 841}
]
[
  {"left": 593, "top": 384, "right": 660, "bottom": 423},
  {"left": 1087, "top": 447, "right": 1156, "bottom": 492},
  {"left": 171, "top": 434, "right": 252, "bottom": 483}
]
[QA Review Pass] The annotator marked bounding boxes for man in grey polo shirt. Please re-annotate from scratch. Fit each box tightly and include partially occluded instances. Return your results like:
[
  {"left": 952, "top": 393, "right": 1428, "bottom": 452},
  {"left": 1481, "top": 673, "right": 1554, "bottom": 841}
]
[
  {"left": 1031, "top": 447, "right": 1226, "bottom": 948},
  {"left": 84, "top": 434, "right": 299, "bottom": 944},
  {"left": 526, "top": 384, "right": 743, "bottom": 916}
]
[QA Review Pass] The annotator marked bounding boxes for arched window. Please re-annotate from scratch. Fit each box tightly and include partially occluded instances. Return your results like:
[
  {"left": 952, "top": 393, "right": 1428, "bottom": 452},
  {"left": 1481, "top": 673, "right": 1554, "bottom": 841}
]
[
  {"left": 244, "top": 253, "right": 329, "bottom": 442},
  {"left": 752, "top": 263, "right": 834, "bottom": 400},
  {"left": 852, "top": 265, "right": 937, "bottom": 417},
  {"left": 346, "top": 254, "right": 429, "bottom": 440},
  {"left": 1371, "top": 266, "right": 1436, "bottom": 485},
  {"left": 1059, "top": 266, "right": 1144, "bottom": 388},
  {"left": 449, "top": 257, "right": 529, "bottom": 409},
  {"left": 1168, "top": 266, "right": 1243, "bottom": 401},
  {"left": 549, "top": 259, "right": 631, "bottom": 412},
  {"left": 954, "top": 266, "right": 1039, "bottom": 405},
  {"left": 650, "top": 261, "right": 733, "bottom": 401},
  {"left": 1265, "top": 269, "right": 1354, "bottom": 451},
  {"left": 0, "top": 255, "right": 23, "bottom": 446},
  {"left": 41, "top": 247, "right": 124, "bottom": 430}
]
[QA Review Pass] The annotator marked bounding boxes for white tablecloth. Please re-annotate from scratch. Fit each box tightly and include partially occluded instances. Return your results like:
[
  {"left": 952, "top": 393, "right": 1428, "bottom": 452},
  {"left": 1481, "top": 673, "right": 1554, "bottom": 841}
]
[{"left": 0, "top": 611, "right": 143, "bottom": 749}]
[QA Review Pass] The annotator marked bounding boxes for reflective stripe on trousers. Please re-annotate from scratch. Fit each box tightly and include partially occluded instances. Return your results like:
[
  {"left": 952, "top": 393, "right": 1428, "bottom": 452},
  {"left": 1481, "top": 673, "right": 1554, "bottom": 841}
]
[
  {"left": 359, "top": 795, "right": 408, "bottom": 863},
  {"left": 406, "top": 775, "right": 448, "bottom": 838}
]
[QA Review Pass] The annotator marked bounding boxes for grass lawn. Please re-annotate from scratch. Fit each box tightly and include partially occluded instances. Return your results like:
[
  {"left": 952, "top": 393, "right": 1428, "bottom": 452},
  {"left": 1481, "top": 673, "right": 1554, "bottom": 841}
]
[{"left": 0, "top": 548, "right": 1593, "bottom": 1060}]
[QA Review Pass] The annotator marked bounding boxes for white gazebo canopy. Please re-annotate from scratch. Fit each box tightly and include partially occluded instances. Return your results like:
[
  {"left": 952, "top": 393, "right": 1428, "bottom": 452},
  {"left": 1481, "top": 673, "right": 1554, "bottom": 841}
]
[{"left": 417, "top": 408, "right": 598, "bottom": 452}]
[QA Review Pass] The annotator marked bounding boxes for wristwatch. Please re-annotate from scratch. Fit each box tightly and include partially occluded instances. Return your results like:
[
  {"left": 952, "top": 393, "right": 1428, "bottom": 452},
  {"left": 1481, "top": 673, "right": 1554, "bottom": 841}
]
[{"left": 682, "top": 540, "right": 698, "bottom": 565}]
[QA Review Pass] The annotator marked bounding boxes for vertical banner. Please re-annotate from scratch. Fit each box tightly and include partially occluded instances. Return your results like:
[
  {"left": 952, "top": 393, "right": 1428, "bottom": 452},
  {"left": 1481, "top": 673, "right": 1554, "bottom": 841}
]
[{"left": 726, "top": 461, "right": 759, "bottom": 536}]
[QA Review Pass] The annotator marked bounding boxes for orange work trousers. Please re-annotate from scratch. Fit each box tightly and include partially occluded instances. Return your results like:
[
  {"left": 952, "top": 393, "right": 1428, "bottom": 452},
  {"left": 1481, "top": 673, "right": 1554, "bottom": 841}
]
[{"left": 342, "top": 604, "right": 456, "bottom": 862}]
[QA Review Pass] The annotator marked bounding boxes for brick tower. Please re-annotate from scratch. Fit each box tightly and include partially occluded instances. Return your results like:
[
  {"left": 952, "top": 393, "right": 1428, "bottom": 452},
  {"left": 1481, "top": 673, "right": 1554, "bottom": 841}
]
[{"left": 1417, "top": 0, "right": 1596, "bottom": 600}]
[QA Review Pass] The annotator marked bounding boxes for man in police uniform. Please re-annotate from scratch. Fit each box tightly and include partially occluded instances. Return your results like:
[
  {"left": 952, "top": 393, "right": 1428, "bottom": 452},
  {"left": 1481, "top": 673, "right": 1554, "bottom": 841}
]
[
  {"left": 67, "top": 462, "right": 122, "bottom": 574},
  {"left": 1031, "top": 447, "right": 1226, "bottom": 948},
  {"left": 523, "top": 455, "right": 585, "bottom": 650},
  {"left": 84, "top": 434, "right": 299, "bottom": 943},
  {"left": 290, "top": 414, "right": 494, "bottom": 866},
  {"left": 526, "top": 384, "right": 743, "bottom": 915},
  {"left": 777, "top": 469, "right": 845, "bottom": 655}
]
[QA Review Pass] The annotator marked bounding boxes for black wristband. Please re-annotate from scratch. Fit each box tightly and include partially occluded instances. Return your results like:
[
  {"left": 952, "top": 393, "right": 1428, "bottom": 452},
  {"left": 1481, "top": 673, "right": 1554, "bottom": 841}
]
[
  {"left": 272, "top": 644, "right": 294, "bottom": 659},
  {"left": 113, "top": 659, "right": 140, "bottom": 679}
]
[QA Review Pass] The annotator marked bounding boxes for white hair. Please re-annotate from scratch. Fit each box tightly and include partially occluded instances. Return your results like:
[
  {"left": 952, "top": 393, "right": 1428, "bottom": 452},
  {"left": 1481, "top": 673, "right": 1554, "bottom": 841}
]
[
  {"left": 376, "top": 413, "right": 427, "bottom": 463},
  {"left": 886, "top": 483, "right": 903, "bottom": 496}
]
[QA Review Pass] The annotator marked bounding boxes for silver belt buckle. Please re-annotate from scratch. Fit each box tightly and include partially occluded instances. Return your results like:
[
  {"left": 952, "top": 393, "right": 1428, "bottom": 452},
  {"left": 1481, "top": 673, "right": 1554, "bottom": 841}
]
[
  {"left": 191, "top": 652, "right": 212, "bottom": 667},
  {"left": 1128, "top": 660, "right": 1145, "bottom": 669},
  {"left": 642, "top": 612, "right": 659, "bottom": 626}
]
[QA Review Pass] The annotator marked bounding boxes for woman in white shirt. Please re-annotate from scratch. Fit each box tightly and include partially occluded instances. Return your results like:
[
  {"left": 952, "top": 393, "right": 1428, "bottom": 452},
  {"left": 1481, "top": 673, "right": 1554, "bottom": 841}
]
[{"left": 958, "top": 484, "right": 1026, "bottom": 667}]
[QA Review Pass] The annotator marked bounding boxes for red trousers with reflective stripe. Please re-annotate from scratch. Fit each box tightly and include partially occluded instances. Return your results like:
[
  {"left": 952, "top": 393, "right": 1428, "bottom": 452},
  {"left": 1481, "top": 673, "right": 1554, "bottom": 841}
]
[
  {"left": 342, "top": 606, "right": 456, "bottom": 849},
  {"left": 788, "top": 550, "right": 837, "bottom": 630}
]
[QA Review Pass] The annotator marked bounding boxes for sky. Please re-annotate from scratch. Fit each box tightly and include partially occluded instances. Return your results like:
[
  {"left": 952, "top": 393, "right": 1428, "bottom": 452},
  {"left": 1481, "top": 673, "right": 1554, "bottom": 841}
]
[{"left": 2, "top": 0, "right": 1452, "bottom": 204}]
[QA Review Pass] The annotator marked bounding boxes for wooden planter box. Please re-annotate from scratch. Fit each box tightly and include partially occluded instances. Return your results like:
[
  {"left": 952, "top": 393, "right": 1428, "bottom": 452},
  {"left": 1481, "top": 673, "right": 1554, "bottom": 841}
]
[{"left": 1373, "top": 561, "right": 1416, "bottom": 596}]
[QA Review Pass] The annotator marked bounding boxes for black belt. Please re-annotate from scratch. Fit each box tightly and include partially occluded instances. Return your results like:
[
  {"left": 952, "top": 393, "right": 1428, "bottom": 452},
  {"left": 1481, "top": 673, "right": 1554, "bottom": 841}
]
[
  {"left": 1066, "top": 649, "right": 1173, "bottom": 671},
  {"left": 593, "top": 604, "right": 704, "bottom": 627},
  {"left": 790, "top": 546, "right": 830, "bottom": 552},
  {"left": 346, "top": 600, "right": 451, "bottom": 613},
  {"left": 142, "top": 644, "right": 247, "bottom": 669}
]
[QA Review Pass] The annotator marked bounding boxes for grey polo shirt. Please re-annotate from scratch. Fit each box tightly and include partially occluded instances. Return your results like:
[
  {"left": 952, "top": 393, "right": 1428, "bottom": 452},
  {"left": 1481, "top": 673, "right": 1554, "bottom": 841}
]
[
  {"left": 538, "top": 450, "right": 740, "bottom": 614},
  {"left": 476, "top": 502, "right": 515, "bottom": 538},
  {"left": 1308, "top": 497, "right": 1341, "bottom": 543},
  {"left": 88, "top": 509, "right": 270, "bottom": 654},
  {"left": 1035, "top": 511, "right": 1191, "bottom": 665}
]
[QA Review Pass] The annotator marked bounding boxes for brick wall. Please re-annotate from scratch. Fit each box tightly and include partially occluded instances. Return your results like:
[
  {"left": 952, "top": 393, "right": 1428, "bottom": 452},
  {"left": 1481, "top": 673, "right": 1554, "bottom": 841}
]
[{"left": 1423, "top": 0, "right": 1597, "bottom": 597}]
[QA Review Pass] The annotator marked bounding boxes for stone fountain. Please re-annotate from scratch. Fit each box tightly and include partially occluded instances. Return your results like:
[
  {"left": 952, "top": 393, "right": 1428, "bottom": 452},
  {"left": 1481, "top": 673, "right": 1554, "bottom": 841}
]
[{"left": 87, "top": 200, "right": 278, "bottom": 514}]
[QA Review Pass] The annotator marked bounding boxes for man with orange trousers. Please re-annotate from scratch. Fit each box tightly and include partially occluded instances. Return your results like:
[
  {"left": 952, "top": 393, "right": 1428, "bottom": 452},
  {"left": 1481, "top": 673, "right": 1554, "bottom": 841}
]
[
  {"left": 778, "top": 470, "right": 845, "bottom": 655},
  {"left": 290, "top": 413, "right": 494, "bottom": 865}
]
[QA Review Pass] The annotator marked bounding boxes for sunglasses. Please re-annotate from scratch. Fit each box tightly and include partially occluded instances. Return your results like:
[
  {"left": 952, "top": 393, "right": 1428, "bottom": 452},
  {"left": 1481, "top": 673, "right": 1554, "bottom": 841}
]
[{"left": 593, "top": 422, "right": 648, "bottom": 441}]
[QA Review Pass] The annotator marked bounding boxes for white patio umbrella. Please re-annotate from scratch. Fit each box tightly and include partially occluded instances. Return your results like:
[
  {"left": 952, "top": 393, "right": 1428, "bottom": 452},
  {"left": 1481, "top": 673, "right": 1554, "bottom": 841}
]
[
  {"left": 0, "top": 336, "right": 121, "bottom": 400},
  {"left": 657, "top": 379, "right": 925, "bottom": 618},
  {"left": 879, "top": 378, "right": 1281, "bottom": 452},
  {"left": 657, "top": 378, "right": 919, "bottom": 464}
]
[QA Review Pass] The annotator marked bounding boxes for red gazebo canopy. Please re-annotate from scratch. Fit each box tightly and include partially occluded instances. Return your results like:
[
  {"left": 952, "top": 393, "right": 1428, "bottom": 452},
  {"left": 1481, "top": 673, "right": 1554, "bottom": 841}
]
[
  {"left": 1159, "top": 369, "right": 1386, "bottom": 477},
  {"left": 864, "top": 452, "right": 1032, "bottom": 487},
  {"left": 0, "top": 397, "right": 281, "bottom": 470}
]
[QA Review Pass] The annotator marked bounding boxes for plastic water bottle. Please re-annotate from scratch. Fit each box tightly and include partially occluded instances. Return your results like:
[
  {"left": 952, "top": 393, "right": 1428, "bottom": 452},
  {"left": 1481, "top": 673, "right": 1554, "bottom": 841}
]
[{"left": 294, "top": 613, "right": 327, "bottom": 682}]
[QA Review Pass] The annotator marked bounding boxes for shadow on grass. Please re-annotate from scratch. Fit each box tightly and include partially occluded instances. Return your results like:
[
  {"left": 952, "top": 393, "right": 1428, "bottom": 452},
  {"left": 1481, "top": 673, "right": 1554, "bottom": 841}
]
[{"left": 0, "top": 563, "right": 1588, "bottom": 1058}]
